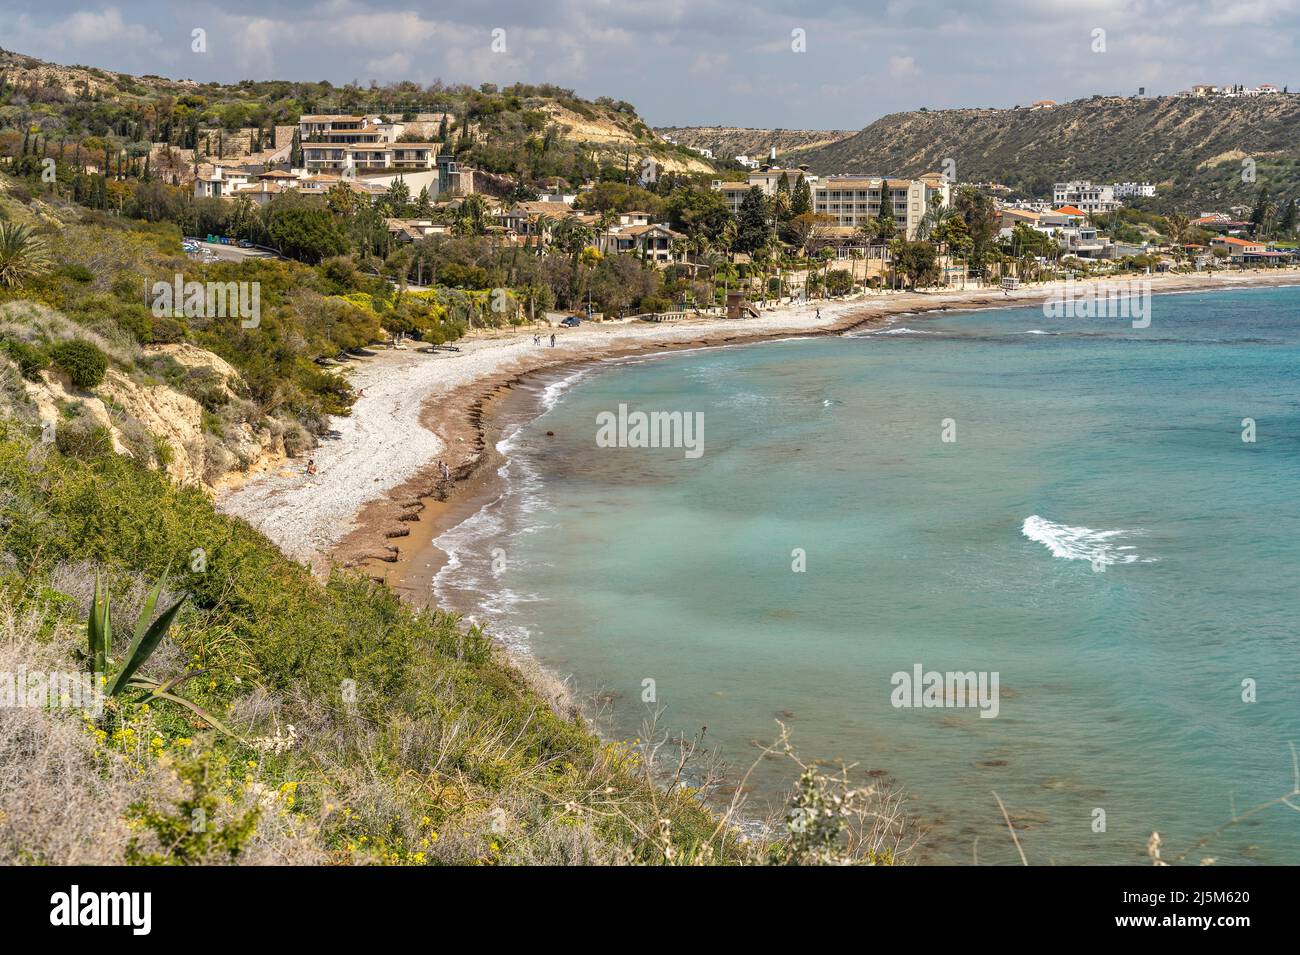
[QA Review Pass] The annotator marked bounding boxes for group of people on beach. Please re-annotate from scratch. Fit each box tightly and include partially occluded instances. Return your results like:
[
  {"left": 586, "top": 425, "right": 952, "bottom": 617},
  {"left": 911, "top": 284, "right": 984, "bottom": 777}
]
[
  {"left": 436, "top": 459, "right": 451, "bottom": 482},
  {"left": 532, "top": 333, "right": 557, "bottom": 347}
]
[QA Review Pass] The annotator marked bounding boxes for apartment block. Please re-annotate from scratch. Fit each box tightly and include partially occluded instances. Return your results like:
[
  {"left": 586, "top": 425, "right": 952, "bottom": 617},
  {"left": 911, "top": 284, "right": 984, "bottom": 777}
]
[
  {"left": 811, "top": 174, "right": 949, "bottom": 239},
  {"left": 1052, "top": 181, "right": 1121, "bottom": 215},
  {"left": 1112, "top": 181, "right": 1156, "bottom": 199}
]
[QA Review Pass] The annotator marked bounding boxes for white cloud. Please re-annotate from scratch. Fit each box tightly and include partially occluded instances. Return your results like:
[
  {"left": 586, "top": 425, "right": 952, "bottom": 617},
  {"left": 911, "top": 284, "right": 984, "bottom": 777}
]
[
  {"left": 889, "top": 55, "right": 919, "bottom": 78},
  {"left": 366, "top": 52, "right": 411, "bottom": 77},
  {"left": 10, "top": 6, "right": 162, "bottom": 51}
]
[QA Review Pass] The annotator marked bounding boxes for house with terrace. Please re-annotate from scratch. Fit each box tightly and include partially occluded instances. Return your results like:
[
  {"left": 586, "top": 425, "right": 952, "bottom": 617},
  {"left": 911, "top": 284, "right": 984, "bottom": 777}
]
[
  {"left": 1211, "top": 236, "right": 1267, "bottom": 261},
  {"left": 597, "top": 222, "right": 685, "bottom": 263}
]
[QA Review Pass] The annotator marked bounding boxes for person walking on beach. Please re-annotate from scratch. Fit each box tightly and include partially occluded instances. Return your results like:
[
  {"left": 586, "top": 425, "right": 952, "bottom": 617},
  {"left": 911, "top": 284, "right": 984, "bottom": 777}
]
[
  {"left": 550, "top": 333, "right": 556, "bottom": 347},
  {"left": 815, "top": 307, "right": 821, "bottom": 320}
]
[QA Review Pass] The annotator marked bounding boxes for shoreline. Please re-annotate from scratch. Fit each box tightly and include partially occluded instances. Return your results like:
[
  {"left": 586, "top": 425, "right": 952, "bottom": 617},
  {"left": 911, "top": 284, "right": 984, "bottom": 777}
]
[{"left": 219, "top": 269, "right": 1300, "bottom": 590}]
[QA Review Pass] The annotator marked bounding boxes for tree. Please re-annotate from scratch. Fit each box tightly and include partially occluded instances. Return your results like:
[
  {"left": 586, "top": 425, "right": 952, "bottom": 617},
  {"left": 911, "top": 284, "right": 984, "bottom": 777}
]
[
  {"left": 891, "top": 240, "right": 940, "bottom": 289},
  {"left": 791, "top": 174, "right": 812, "bottom": 216},
  {"left": 786, "top": 212, "right": 832, "bottom": 250},
  {"left": 665, "top": 187, "right": 731, "bottom": 243},
  {"left": 1165, "top": 213, "right": 1190, "bottom": 247},
  {"left": 267, "top": 206, "right": 347, "bottom": 263},
  {"left": 951, "top": 186, "right": 1000, "bottom": 277},
  {"left": 326, "top": 182, "right": 363, "bottom": 219},
  {"left": 1249, "top": 186, "right": 1273, "bottom": 238},
  {"left": 455, "top": 193, "right": 491, "bottom": 236},
  {"left": 0, "top": 221, "right": 53, "bottom": 288},
  {"left": 735, "top": 186, "right": 770, "bottom": 254},
  {"left": 381, "top": 179, "right": 413, "bottom": 218},
  {"left": 413, "top": 186, "right": 435, "bottom": 218},
  {"left": 1278, "top": 197, "right": 1297, "bottom": 236},
  {"left": 876, "top": 181, "right": 898, "bottom": 243}
]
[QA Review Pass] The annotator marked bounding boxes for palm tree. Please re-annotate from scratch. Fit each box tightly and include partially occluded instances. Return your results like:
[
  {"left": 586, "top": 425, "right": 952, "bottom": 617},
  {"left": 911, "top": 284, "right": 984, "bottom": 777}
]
[
  {"left": 531, "top": 213, "right": 556, "bottom": 251},
  {"left": 720, "top": 218, "right": 738, "bottom": 264},
  {"left": 769, "top": 190, "right": 791, "bottom": 244},
  {"left": 1166, "top": 213, "right": 1190, "bottom": 248},
  {"left": 670, "top": 237, "right": 689, "bottom": 267},
  {"left": 0, "top": 222, "right": 53, "bottom": 289}
]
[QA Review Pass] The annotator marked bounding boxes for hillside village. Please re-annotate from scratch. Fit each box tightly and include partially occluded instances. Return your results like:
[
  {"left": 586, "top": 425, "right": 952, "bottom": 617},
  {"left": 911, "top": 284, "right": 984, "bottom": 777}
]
[
  {"left": 165, "top": 103, "right": 1300, "bottom": 299},
  {"left": 1, "top": 50, "right": 1297, "bottom": 493}
]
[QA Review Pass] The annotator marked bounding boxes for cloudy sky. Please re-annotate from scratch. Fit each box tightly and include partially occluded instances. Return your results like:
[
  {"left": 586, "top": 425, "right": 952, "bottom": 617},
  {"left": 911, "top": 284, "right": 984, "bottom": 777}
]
[{"left": 3, "top": 1, "right": 1298, "bottom": 128}]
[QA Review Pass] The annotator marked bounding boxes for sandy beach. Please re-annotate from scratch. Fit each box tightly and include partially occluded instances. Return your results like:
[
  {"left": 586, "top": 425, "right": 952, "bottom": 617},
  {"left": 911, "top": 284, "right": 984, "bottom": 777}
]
[{"left": 217, "top": 269, "right": 1300, "bottom": 584}]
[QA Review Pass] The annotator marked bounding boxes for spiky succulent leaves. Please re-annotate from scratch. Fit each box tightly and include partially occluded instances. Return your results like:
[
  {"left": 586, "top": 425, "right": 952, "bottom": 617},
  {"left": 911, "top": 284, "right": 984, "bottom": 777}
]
[
  {"left": 89, "top": 573, "right": 110, "bottom": 677},
  {"left": 107, "top": 570, "right": 187, "bottom": 696}
]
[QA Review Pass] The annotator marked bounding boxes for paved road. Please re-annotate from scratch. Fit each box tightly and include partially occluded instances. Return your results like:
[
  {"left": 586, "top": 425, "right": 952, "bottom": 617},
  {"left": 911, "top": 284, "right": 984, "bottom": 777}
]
[{"left": 188, "top": 240, "right": 281, "bottom": 262}]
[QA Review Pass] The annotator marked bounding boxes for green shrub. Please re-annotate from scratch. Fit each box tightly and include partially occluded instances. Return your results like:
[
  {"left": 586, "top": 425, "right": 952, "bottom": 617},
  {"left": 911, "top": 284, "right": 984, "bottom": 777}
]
[
  {"left": 51, "top": 339, "right": 109, "bottom": 389},
  {"left": 2, "top": 338, "right": 50, "bottom": 379},
  {"left": 60, "top": 263, "right": 95, "bottom": 283}
]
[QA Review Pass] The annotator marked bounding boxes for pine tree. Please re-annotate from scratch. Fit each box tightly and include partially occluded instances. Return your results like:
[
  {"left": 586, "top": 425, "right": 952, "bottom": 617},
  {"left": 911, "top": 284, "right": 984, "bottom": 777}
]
[{"left": 791, "top": 174, "right": 812, "bottom": 216}]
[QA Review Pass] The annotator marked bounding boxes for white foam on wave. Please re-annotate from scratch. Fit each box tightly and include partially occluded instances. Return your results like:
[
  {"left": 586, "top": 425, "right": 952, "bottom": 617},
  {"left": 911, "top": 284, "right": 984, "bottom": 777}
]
[
  {"left": 539, "top": 366, "right": 594, "bottom": 413},
  {"left": 875, "top": 326, "right": 935, "bottom": 335},
  {"left": 432, "top": 410, "right": 557, "bottom": 650},
  {"left": 1021, "top": 515, "right": 1156, "bottom": 566}
]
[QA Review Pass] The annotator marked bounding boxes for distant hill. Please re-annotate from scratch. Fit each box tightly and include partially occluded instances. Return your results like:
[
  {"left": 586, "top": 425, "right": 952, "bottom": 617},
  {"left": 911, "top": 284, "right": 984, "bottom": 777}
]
[
  {"left": 656, "top": 126, "right": 855, "bottom": 165},
  {"left": 793, "top": 95, "right": 1300, "bottom": 211}
]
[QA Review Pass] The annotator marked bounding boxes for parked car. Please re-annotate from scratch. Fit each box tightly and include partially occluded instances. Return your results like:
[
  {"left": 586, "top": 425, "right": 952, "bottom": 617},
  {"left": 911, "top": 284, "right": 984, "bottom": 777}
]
[
  {"left": 237, "top": 239, "right": 253, "bottom": 249},
  {"left": 560, "top": 316, "right": 582, "bottom": 327}
]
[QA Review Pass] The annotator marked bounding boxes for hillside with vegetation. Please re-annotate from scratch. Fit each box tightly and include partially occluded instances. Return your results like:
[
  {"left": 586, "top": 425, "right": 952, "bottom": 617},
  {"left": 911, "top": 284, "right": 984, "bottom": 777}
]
[
  {"left": 656, "top": 126, "right": 855, "bottom": 166},
  {"left": 795, "top": 94, "right": 1300, "bottom": 211},
  {"left": 0, "top": 47, "right": 713, "bottom": 188}
]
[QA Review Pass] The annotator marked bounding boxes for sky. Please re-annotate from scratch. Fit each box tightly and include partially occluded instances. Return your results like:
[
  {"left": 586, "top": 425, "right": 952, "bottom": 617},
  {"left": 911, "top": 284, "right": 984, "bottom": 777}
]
[{"left": 2, "top": 0, "right": 1299, "bottom": 129}]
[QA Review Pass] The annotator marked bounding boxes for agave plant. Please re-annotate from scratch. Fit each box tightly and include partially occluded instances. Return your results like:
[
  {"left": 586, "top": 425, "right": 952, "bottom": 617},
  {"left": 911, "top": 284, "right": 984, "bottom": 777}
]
[
  {"left": 87, "top": 569, "right": 236, "bottom": 735},
  {"left": 0, "top": 221, "right": 54, "bottom": 289}
]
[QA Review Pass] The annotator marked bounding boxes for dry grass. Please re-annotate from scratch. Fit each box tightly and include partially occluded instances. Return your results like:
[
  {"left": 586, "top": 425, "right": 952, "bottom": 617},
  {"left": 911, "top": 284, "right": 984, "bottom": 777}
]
[{"left": 0, "top": 591, "right": 322, "bottom": 864}]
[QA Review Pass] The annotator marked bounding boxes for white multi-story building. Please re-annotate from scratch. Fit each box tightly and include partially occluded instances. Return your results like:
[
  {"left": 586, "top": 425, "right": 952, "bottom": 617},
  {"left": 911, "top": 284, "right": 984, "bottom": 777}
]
[
  {"left": 1053, "top": 181, "right": 1121, "bottom": 215},
  {"left": 193, "top": 163, "right": 251, "bottom": 199},
  {"left": 812, "top": 173, "right": 950, "bottom": 238},
  {"left": 299, "top": 115, "right": 393, "bottom": 145},
  {"left": 1112, "top": 182, "right": 1156, "bottom": 199},
  {"left": 711, "top": 169, "right": 950, "bottom": 240},
  {"left": 299, "top": 142, "right": 439, "bottom": 174}
]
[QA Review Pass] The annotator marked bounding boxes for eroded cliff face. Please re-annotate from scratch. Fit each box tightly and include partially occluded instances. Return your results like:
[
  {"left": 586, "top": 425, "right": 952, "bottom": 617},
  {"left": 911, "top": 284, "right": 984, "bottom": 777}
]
[{"left": 19, "top": 343, "right": 286, "bottom": 492}]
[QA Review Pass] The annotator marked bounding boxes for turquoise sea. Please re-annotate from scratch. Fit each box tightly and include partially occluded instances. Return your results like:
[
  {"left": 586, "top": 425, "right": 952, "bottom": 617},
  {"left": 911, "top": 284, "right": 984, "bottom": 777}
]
[{"left": 433, "top": 286, "right": 1300, "bottom": 864}]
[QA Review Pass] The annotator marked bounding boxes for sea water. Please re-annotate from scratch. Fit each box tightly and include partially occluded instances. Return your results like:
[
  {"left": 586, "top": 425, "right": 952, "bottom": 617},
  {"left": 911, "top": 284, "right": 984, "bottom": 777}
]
[{"left": 432, "top": 286, "right": 1300, "bottom": 864}]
